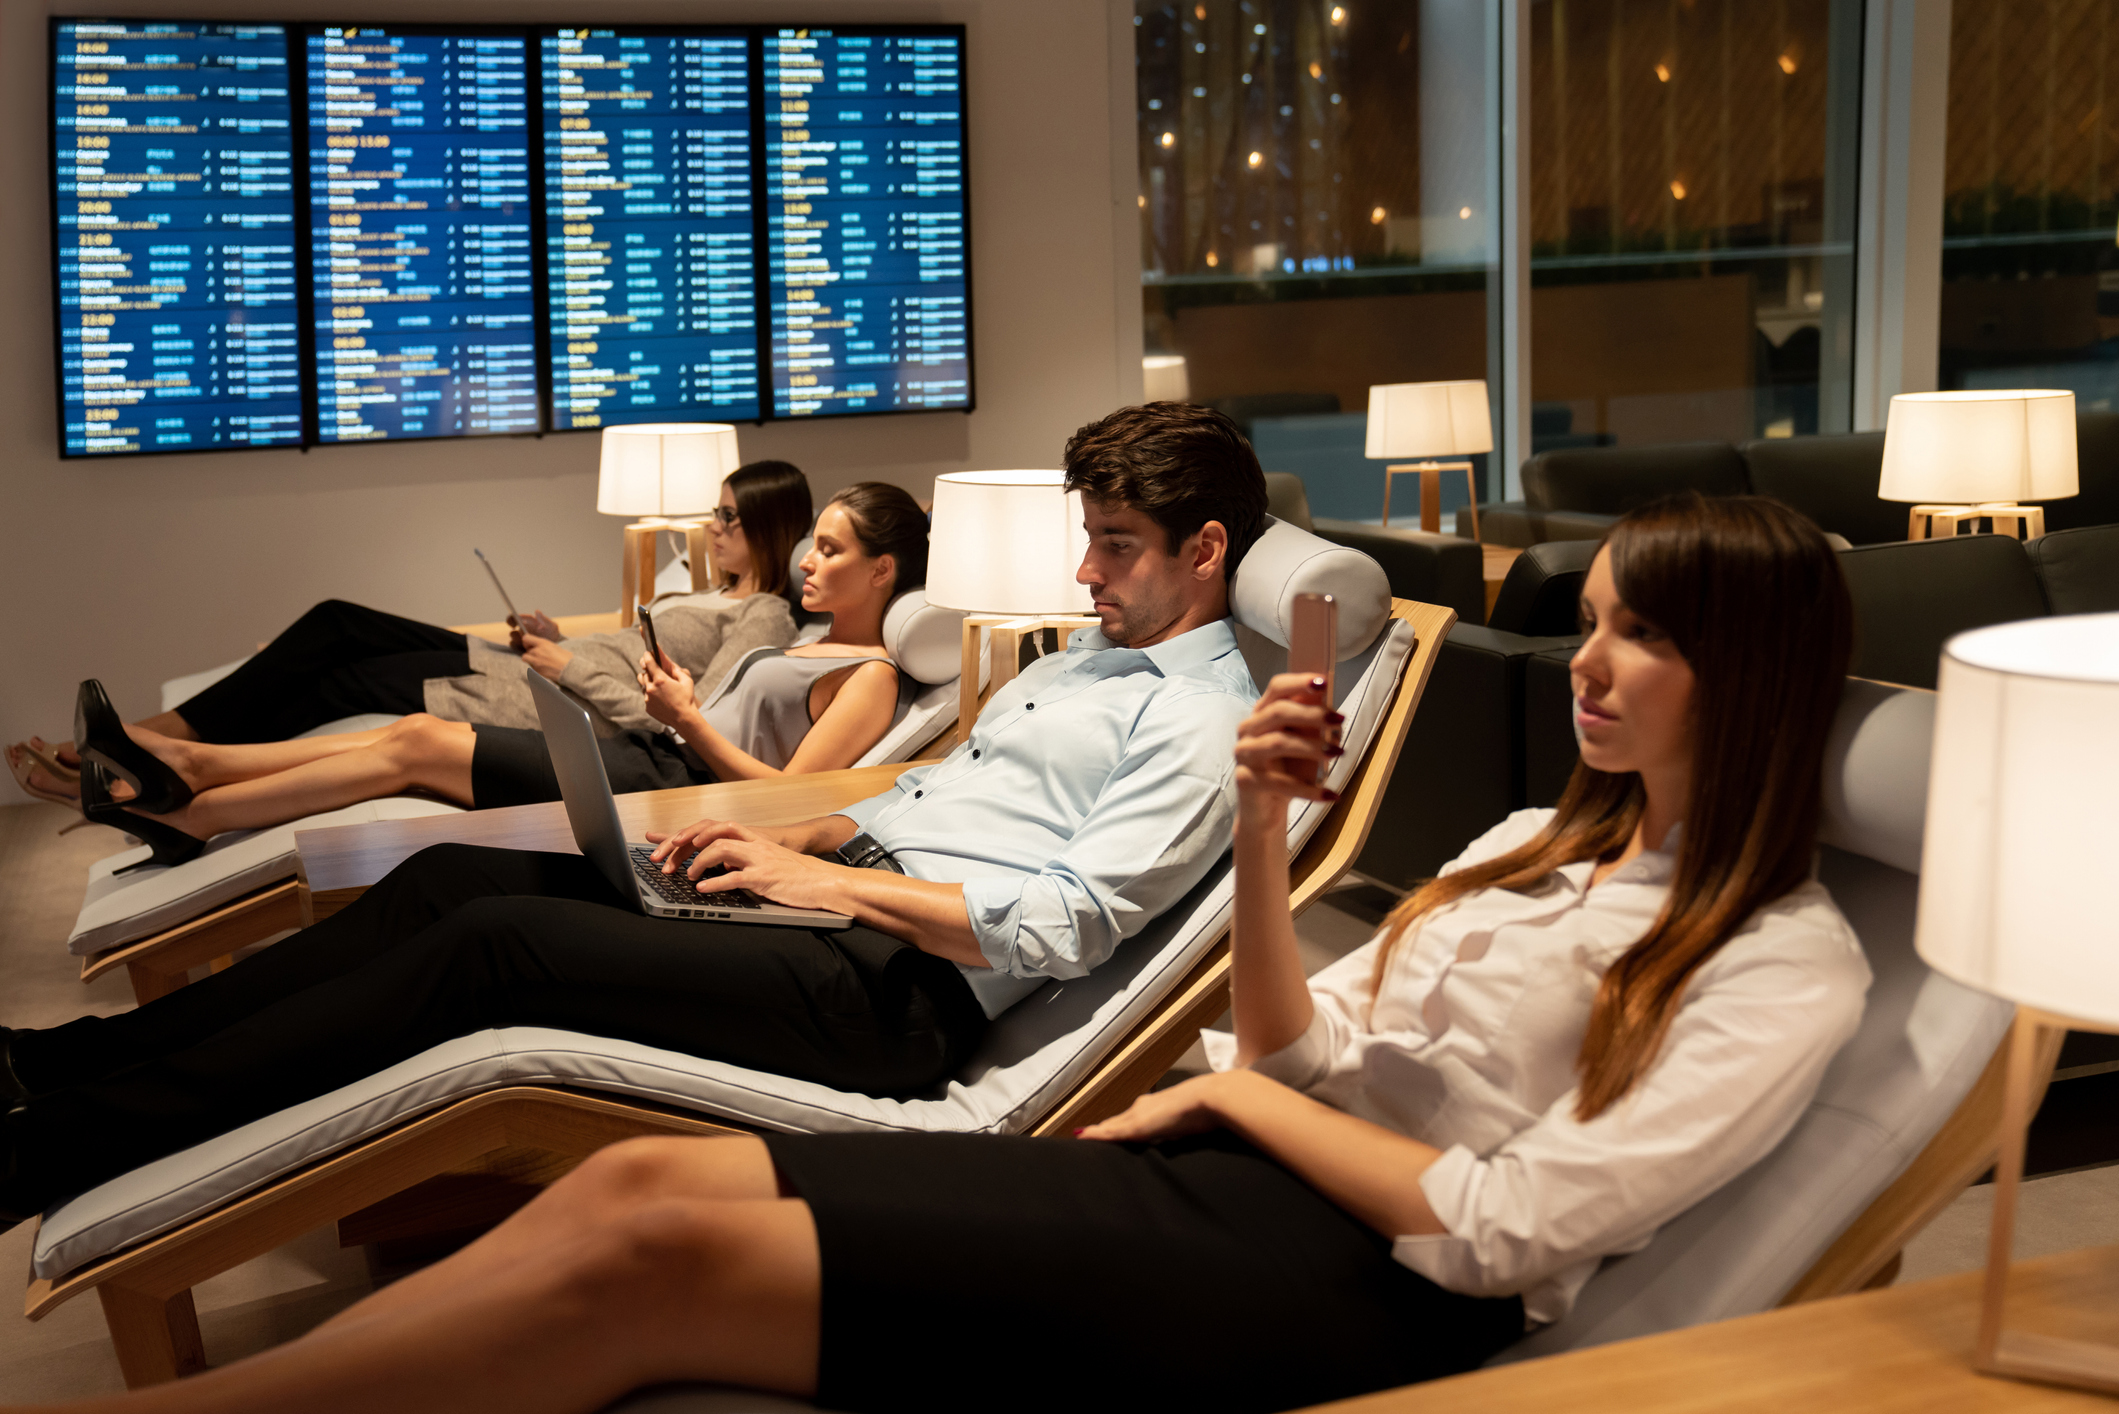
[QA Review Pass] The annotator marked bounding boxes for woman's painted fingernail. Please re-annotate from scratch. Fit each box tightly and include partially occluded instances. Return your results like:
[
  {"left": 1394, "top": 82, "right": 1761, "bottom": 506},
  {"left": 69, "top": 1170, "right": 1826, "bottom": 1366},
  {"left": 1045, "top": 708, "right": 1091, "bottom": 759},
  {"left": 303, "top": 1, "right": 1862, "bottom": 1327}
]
[
  {"left": 1072, "top": 1127, "right": 1086, "bottom": 1137},
  {"left": 1325, "top": 711, "right": 1345, "bottom": 725},
  {"left": 1325, "top": 744, "right": 1345, "bottom": 757},
  {"left": 1309, "top": 676, "right": 1327, "bottom": 690},
  {"left": 1320, "top": 788, "right": 1341, "bottom": 802}
]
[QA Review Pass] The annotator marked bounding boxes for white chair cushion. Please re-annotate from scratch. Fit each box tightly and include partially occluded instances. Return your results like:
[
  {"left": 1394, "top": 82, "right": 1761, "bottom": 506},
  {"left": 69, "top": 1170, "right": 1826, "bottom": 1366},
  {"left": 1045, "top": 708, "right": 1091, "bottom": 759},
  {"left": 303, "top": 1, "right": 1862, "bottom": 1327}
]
[
  {"left": 32, "top": 617, "right": 1417, "bottom": 1281},
  {"left": 1491, "top": 677, "right": 2010, "bottom": 1360},
  {"left": 879, "top": 589, "right": 963, "bottom": 686},
  {"left": 160, "top": 658, "right": 250, "bottom": 714},
  {"left": 70, "top": 795, "right": 466, "bottom": 958},
  {"left": 850, "top": 679, "right": 955, "bottom": 769},
  {"left": 1230, "top": 516, "right": 1391, "bottom": 661}
]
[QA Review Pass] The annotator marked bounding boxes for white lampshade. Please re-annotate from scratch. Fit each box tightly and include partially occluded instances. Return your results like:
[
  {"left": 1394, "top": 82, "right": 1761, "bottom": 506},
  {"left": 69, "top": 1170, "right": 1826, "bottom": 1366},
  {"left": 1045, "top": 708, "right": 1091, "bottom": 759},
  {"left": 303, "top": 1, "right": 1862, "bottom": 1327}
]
[
  {"left": 924, "top": 470, "right": 1093, "bottom": 615},
  {"left": 1143, "top": 354, "right": 1190, "bottom": 403},
  {"left": 596, "top": 423, "right": 741, "bottom": 517},
  {"left": 1914, "top": 613, "right": 2119, "bottom": 1026},
  {"left": 1364, "top": 380, "right": 1494, "bottom": 459},
  {"left": 1877, "top": 390, "right": 2078, "bottom": 504}
]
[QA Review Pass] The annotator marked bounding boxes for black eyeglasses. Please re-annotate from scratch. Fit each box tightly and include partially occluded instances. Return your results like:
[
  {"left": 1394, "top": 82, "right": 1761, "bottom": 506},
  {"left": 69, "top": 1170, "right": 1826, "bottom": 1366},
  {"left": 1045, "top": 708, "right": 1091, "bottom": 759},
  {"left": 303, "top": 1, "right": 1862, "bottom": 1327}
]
[{"left": 709, "top": 507, "right": 741, "bottom": 527}]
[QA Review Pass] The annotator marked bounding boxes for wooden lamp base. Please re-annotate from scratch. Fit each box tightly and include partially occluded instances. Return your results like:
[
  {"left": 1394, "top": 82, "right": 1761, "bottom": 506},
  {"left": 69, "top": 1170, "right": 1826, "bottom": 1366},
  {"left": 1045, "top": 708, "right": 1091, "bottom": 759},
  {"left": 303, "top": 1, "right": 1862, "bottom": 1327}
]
[
  {"left": 1908, "top": 502, "right": 2047, "bottom": 541},
  {"left": 1383, "top": 459, "right": 1481, "bottom": 539},
  {"left": 618, "top": 519, "right": 718, "bottom": 626},
  {"left": 956, "top": 613, "right": 1100, "bottom": 740},
  {"left": 1975, "top": 1006, "right": 2119, "bottom": 1394}
]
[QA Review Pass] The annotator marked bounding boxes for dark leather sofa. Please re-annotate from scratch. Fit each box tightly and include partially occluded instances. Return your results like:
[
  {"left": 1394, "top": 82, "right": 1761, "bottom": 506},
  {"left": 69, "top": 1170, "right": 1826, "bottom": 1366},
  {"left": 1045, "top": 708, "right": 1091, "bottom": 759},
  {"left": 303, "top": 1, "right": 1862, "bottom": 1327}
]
[
  {"left": 1471, "top": 412, "right": 2119, "bottom": 549},
  {"left": 1373, "top": 525, "right": 2119, "bottom": 889}
]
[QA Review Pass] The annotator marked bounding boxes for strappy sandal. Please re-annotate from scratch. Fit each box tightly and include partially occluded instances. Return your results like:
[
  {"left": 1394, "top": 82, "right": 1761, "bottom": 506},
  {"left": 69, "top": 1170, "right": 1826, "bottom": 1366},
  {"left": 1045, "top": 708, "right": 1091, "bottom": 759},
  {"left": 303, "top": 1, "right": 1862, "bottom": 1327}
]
[
  {"left": 6, "top": 744, "right": 93, "bottom": 834},
  {"left": 74, "top": 679, "right": 193, "bottom": 814}
]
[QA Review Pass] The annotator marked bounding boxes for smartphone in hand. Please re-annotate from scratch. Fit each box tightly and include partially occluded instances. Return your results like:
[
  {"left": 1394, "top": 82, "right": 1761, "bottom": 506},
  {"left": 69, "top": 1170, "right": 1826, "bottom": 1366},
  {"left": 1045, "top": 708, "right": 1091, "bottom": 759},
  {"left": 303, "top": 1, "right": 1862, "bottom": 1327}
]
[
  {"left": 1287, "top": 592, "right": 1337, "bottom": 784},
  {"left": 637, "top": 603, "right": 664, "bottom": 671}
]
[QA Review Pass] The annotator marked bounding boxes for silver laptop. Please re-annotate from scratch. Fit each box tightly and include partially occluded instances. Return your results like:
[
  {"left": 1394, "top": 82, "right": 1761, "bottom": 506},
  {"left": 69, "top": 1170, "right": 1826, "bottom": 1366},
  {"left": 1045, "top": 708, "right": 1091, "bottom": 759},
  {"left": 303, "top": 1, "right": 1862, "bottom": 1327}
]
[{"left": 527, "top": 669, "right": 853, "bottom": 928}]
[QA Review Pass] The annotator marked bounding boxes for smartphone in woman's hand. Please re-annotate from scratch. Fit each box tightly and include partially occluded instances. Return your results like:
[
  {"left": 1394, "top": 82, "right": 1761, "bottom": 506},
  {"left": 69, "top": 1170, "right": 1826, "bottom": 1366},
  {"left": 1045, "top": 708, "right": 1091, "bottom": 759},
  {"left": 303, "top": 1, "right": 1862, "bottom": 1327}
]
[
  {"left": 1286, "top": 593, "right": 1337, "bottom": 784},
  {"left": 637, "top": 604, "right": 664, "bottom": 671}
]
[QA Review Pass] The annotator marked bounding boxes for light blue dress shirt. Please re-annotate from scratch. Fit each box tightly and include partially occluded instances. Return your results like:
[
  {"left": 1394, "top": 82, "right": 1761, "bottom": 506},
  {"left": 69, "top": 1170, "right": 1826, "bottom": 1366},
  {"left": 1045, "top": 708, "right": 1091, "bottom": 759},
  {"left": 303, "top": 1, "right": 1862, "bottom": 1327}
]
[{"left": 837, "top": 617, "right": 1257, "bottom": 1018}]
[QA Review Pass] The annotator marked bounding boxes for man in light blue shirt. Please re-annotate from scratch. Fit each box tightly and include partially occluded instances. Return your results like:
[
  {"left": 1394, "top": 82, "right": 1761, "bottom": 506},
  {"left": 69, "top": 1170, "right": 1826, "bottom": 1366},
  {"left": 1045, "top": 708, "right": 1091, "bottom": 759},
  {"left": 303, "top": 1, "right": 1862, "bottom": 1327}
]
[
  {"left": 0, "top": 406, "right": 1274, "bottom": 1222},
  {"left": 651, "top": 404, "right": 1267, "bottom": 1025}
]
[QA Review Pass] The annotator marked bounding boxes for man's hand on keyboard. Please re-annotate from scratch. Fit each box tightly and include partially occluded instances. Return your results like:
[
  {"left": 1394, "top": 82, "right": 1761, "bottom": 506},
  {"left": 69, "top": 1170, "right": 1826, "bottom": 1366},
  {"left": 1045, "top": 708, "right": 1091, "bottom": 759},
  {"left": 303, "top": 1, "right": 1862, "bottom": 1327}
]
[{"left": 654, "top": 824, "right": 850, "bottom": 913}]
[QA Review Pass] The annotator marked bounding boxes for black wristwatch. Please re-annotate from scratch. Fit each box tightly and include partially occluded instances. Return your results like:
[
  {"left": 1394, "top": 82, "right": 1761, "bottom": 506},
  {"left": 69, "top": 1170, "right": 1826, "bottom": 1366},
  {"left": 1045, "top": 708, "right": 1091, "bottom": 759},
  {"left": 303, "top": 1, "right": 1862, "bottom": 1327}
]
[{"left": 835, "top": 830, "right": 904, "bottom": 874}]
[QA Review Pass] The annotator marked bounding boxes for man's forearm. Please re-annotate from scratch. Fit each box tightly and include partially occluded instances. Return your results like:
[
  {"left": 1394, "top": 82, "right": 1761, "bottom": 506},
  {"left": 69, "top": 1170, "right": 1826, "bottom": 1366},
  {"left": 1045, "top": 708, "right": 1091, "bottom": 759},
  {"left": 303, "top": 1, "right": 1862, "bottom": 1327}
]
[
  {"left": 764, "top": 813, "right": 861, "bottom": 857},
  {"left": 819, "top": 868, "right": 984, "bottom": 967}
]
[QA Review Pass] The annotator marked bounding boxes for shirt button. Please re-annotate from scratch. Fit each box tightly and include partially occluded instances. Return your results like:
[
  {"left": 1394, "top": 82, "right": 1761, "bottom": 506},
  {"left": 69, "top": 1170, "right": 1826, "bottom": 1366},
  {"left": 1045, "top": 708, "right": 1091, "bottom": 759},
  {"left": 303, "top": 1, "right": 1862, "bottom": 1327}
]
[
  {"left": 971, "top": 749, "right": 981, "bottom": 759},
  {"left": 914, "top": 790, "right": 923, "bottom": 798},
  {"left": 1025, "top": 702, "right": 1035, "bottom": 710}
]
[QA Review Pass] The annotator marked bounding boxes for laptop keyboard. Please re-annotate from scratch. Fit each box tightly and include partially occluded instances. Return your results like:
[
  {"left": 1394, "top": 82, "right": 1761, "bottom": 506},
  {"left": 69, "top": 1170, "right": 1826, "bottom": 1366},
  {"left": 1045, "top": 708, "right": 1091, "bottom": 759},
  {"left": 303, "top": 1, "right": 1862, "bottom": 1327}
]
[{"left": 630, "top": 846, "right": 766, "bottom": 911}]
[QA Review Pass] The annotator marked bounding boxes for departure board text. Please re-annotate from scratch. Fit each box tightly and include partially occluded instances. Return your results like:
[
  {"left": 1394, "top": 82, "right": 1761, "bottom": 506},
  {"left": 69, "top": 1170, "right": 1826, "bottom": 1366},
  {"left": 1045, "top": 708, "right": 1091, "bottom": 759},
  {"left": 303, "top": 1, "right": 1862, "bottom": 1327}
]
[{"left": 54, "top": 21, "right": 301, "bottom": 455}]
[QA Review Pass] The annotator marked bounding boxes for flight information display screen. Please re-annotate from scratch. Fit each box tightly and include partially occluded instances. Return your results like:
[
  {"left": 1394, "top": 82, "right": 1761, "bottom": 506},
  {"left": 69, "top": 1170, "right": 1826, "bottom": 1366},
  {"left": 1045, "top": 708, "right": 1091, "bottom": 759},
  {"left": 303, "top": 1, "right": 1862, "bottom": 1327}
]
[
  {"left": 541, "top": 29, "right": 760, "bottom": 429},
  {"left": 48, "top": 20, "right": 971, "bottom": 456},
  {"left": 762, "top": 28, "right": 970, "bottom": 418},
  {"left": 306, "top": 26, "right": 539, "bottom": 443},
  {"left": 52, "top": 21, "right": 302, "bottom": 455}
]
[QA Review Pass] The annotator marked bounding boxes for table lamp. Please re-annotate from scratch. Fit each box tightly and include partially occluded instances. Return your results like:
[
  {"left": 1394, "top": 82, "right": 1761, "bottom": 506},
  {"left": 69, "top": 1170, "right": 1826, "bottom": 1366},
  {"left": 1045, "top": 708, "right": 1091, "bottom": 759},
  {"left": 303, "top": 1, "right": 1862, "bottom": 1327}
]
[
  {"left": 925, "top": 470, "right": 1096, "bottom": 732},
  {"left": 1878, "top": 390, "right": 2078, "bottom": 542},
  {"left": 597, "top": 423, "right": 740, "bottom": 625},
  {"left": 1142, "top": 354, "right": 1190, "bottom": 404},
  {"left": 1365, "top": 379, "right": 1493, "bottom": 538},
  {"left": 1915, "top": 612, "right": 2119, "bottom": 1394}
]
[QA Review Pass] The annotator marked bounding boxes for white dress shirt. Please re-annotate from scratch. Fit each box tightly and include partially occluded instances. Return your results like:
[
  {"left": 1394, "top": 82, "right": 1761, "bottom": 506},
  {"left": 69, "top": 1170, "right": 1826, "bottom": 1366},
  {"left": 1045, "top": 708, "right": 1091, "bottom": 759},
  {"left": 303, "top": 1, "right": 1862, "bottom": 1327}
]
[
  {"left": 1204, "top": 807, "right": 1871, "bottom": 1325},
  {"left": 838, "top": 618, "right": 1256, "bottom": 1018}
]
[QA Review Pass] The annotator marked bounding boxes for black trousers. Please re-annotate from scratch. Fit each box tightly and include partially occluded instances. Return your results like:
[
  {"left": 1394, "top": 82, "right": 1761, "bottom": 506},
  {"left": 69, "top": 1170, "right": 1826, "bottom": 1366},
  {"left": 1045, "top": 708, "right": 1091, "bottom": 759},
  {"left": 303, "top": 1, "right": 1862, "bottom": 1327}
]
[
  {"left": 4, "top": 845, "right": 985, "bottom": 1212},
  {"left": 174, "top": 599, "right": 471, "bottom": 742}
]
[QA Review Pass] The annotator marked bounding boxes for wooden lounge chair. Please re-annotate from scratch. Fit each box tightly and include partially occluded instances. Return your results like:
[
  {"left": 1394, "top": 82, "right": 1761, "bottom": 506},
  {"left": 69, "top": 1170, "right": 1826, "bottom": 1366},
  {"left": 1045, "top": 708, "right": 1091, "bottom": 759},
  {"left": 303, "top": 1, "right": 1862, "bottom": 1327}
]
[{"left": 26, "top": 563, "right": 1441, "bottom": 1387}]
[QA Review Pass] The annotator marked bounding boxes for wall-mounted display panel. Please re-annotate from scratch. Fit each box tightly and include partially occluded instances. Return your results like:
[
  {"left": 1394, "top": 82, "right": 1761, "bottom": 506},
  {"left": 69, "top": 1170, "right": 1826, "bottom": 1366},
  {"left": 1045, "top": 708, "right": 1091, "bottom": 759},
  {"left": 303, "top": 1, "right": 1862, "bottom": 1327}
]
[
  {"left": 49, "top": 19, "right": 971, "bottom": 456},
  {"left": 52, "top": 20, "right": 302, "bottom": 455},
  {"left": 540, "top": 28, "right": 760, "bottom": 429},
  {"left": 306, "top": 25, "right": 539, "bottom": 443},
  {"left": 763, "top": 27, "right": 970, "bottom": 417}
]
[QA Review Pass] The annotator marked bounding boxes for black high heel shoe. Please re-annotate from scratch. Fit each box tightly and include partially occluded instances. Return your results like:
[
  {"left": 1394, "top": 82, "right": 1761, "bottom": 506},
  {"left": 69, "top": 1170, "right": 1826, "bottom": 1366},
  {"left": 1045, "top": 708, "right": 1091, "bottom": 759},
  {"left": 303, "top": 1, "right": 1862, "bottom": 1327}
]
[
  {"left": 74, "top": 678, "right": 192, "bottom": 814},
  {"left": 79, "top": 761, "right": 206, "bottom": 875}
]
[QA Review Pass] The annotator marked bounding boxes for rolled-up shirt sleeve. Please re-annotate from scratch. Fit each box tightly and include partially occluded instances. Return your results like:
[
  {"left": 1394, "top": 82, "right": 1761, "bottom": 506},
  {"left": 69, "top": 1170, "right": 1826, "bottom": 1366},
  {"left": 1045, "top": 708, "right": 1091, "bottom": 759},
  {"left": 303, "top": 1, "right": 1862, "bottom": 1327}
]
[
  {"left": 1397, "top": 929, "right": 1868, "bottom": 1302},
  {"left": 962, "top": 685, "right": 1247, "bottom": 980},
  {"left": 835, "top": 762, "right": 937, "bottom": 835}
]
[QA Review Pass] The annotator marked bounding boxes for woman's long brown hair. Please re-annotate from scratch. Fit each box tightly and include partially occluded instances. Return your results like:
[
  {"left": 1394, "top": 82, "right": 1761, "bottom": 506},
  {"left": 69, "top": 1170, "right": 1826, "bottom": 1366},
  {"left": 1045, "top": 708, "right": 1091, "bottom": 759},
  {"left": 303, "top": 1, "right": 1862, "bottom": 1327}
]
[
  {"left": 1372, "top": 494, "right": 1854, "bottom": 1120},
  {"left": 720, "top": 460, "right": 812, "bottom": 598}
]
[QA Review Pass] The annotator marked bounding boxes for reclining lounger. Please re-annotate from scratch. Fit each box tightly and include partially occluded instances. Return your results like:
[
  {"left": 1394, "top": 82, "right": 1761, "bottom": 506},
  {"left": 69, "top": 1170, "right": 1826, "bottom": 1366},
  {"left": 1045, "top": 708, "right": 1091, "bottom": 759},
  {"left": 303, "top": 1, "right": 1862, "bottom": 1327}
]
[
  {"left": 68, "top": 592, "right": 971, "bottom": 1004},
  {"left": 26, "top": 529, "right": 1439, "bottom": 1389}
]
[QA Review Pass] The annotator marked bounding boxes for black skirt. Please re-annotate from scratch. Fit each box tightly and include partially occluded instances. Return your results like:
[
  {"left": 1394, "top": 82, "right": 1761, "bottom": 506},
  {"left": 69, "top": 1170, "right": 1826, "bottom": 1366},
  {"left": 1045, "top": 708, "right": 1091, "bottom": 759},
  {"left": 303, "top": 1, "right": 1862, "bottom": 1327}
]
[
  {"left": 763, "top": 1129, "right": 1524, "bottom": 1414},
  {"left": 468, "top": 724, "right": 713, "bottom": 809}
]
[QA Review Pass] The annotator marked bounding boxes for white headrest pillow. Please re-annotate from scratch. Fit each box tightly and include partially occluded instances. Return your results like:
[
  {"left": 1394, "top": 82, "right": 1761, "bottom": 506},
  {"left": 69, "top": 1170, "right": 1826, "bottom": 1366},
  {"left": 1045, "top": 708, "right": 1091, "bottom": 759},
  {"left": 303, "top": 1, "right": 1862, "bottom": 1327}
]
[
  {"left": 882, "top": 588, "right": 964, "bottom": 685},
  {"left": 1817, "top": 676, "right": 1933, "bottom": 875},
  {"left": 1229, "top": 516, "right": 1391, "bottom": 662}
]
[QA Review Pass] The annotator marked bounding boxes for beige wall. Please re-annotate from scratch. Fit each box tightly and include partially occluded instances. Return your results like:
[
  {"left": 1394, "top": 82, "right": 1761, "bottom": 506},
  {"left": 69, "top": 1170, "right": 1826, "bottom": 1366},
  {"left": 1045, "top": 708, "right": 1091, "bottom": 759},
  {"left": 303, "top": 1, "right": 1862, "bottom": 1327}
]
[{"left": 0, "top": 0, "right": 1143, "bottom": 746}]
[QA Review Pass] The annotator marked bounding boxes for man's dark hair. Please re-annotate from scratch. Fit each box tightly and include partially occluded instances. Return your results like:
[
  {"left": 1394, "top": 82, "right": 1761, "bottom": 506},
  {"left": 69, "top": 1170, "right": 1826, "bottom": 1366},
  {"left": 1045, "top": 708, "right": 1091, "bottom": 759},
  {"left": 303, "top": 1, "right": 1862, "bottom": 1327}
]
[{"left": 1061, "top": 402, "right": 1270, "bottom": 579}]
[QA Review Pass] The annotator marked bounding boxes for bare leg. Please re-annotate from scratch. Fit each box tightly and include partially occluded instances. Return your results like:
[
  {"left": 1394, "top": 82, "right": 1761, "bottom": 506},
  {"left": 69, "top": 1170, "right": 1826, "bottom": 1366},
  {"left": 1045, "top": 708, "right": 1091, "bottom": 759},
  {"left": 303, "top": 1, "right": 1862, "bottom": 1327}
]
[
  {"left": 328, "top": 1136, "right": 784, "bottom": 1330},
  {"left": 123, "top": 715, "right": 478, "bottom": 838},
  {"left": 38, "top": 1182, "right": 823, "bottom": 1414},
  {"left": 135, "top": 723, "right": 395, "bottom": 791},
  {"left": 19, "top": 724, "right": 391, "bottom": 804}
]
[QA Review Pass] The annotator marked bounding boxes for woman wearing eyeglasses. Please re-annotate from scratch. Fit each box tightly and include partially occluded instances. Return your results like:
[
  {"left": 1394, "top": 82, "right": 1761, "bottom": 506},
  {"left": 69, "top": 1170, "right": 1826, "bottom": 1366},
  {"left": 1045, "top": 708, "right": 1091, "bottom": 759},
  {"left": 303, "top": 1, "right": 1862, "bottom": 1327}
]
[{"left": 32, "top": 482, "right": 933, "bottom": 875}]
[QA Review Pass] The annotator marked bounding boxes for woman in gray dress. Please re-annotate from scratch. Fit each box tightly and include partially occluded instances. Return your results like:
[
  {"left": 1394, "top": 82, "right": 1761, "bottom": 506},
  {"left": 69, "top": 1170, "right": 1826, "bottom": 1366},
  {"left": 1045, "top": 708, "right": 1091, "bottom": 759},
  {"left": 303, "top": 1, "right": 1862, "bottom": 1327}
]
[{"left": 69, "top": 483, "right": 930, "bottom": 871}]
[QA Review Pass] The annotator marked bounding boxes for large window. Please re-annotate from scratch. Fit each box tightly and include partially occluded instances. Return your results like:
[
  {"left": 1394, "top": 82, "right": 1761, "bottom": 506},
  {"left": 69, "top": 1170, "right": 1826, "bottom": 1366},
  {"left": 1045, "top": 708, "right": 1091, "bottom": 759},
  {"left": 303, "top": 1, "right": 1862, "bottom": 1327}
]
[
  {"left": 1135, "top": 0, "right": 1494, "bottom": 522},
  {"left": 1940, "top": 0, "right": 2119, "bottom": 410},
  {"left": 1527, "top": 0, "right": 1860, "bottom": 450}
]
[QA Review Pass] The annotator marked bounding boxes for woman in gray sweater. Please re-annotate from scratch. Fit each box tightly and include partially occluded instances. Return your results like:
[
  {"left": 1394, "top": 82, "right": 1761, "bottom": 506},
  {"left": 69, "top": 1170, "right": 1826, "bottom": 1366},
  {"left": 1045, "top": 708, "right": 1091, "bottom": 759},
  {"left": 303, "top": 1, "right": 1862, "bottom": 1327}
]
[
  {"left": 10, "top": 461, "right": 811, "bottom": 806},
  {"left": 70, "top": 483, "right": 931, "bottom": 872}
]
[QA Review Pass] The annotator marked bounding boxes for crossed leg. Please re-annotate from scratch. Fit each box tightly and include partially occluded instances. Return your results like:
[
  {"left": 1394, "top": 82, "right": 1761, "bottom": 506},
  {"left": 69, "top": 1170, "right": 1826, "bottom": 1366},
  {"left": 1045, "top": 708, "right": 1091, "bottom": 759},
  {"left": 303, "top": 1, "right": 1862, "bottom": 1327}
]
[{"left": 50, "top": 1136, "right": 822, "bottom": 1414}]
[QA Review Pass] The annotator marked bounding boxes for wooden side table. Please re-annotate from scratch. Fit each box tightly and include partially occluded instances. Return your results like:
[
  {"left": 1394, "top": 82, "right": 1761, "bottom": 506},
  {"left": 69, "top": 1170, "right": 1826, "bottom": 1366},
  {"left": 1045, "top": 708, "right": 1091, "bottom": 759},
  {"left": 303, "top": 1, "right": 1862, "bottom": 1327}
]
[{"left": 1310, "top": 1244, "right": 2119, "bottom": 1413}]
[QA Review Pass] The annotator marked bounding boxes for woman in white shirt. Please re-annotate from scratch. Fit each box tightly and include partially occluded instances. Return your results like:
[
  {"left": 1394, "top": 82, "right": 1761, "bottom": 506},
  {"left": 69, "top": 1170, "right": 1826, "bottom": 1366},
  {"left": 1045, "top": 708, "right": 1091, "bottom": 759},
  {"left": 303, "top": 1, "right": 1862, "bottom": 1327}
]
[{"left": 38, "top": 494, "right": 1866, "bottom": 1414}]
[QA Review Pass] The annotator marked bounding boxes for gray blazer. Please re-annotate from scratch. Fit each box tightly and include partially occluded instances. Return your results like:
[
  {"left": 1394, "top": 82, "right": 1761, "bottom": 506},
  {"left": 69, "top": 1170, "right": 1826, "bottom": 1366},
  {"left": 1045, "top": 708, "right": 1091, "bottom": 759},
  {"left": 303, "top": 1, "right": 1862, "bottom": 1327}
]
[{"left": 422, "top": 591, "right": 799, "bottom": 737}]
